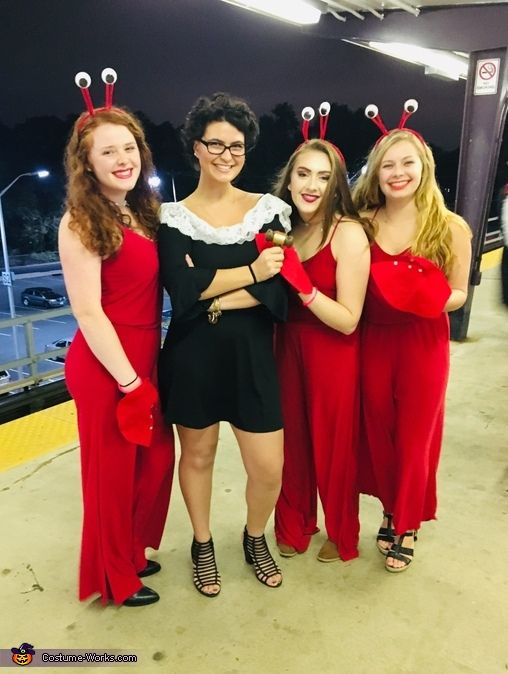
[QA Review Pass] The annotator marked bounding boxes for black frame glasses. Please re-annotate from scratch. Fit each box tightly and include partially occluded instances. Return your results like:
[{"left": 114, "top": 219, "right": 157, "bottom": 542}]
[{"left": 199, "top": 139, "right": 246, "bottom": 157}]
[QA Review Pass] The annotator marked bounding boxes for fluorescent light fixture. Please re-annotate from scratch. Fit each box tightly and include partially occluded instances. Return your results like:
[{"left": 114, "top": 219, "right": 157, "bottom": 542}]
[
  {"left": 220, "top": 0, "right": 325, "bottom": 25},
  {"left": 37, "top": 170, "right": 50, "bottom": 178},
  {"left": 368, "top": 42, "right": 468, "bottom": 80}
]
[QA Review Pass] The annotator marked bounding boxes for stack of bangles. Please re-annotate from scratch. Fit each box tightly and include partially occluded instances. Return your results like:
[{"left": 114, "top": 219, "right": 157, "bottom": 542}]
[
  {"left": 208, "top": 296, "right": 222, "bottom": 324},
  {"left": 302, "top": 287, "right": 318, "bottom": 307},
  {"left": 118, "top": 374, "right": 140, "bottom": 393}
]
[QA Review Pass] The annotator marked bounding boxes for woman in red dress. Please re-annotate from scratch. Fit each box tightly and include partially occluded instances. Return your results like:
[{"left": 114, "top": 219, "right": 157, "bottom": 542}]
[
  {"left": 353, "top": 128, "right": 471, "bottom": 572},
  {"left": 272, "top": 138, "right": 372, "bottom": 562},
  {"left": 59, "top": 86, "right": 174, "bottom": 605}
]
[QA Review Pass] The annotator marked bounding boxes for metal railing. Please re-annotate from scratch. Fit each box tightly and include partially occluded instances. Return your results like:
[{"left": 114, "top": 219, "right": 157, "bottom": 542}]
[{"left": 0, "top": 307, "right": 71, "bottom": 393}]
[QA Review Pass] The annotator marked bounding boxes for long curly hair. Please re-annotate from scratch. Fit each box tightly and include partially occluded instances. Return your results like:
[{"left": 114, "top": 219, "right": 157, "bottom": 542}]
[
  {"left": 352, "top": 130, "right": 470, "bottom": 274},
  {"left": 64, "top": 108, "right": 159, "bottom": 257},
  {"left": 273, "top": 139, "right": 375, "bottom": 246}
]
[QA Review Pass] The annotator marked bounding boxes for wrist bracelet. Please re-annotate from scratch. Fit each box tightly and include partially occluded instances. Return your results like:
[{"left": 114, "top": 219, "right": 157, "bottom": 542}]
[
  {"left": 207, "top": 297, "right": 222, "bottom": 324},
  {"left": 248, "top": 264, "right": 257, "bottom": 284},
  {"left": 302, "top": 287, "right": 318, "bottom": 307},
  {"left": 118, "top": 374, "right": 140, "bottom": 392}
]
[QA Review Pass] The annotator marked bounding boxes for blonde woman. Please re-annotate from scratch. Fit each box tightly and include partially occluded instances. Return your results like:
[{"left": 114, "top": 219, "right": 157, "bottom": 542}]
[{"left": 353, "top": 128, "right": 471, "bottom": 572}]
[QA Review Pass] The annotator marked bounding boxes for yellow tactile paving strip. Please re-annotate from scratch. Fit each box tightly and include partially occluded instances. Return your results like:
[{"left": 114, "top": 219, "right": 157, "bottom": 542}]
[
  {"left": 0, "top": 400, "right": 79, "bottom": 472},
  {"left": 481, "top": 248, "right": 502, "bottom": 271}
]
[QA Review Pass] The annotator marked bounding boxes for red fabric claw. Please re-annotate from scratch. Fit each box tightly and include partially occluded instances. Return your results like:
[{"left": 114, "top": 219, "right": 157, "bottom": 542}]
[
  {"left": 254, "top": 233, "right": 313, "bottom": 295},
  {"left": 370, "top": 255, "right": 451, "bottom": 318},
  {"left": 116, "top": 379, "right": 158, "bottom": 447}
]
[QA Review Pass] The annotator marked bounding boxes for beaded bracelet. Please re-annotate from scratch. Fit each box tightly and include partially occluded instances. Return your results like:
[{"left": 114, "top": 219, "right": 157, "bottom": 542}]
[{"left": 302, "top": 287, "right": 318, "bottom": 307}]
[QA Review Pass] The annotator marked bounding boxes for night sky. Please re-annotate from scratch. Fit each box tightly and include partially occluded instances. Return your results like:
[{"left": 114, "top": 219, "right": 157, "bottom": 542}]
[{"left": 1, "top": 0, "right": 466, "bottom": 149}]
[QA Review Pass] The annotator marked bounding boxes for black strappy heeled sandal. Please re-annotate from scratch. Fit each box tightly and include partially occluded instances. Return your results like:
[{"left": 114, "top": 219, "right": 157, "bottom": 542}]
[
  {"left": 376, "top": 511, "right": 395, "bottom": 555},
  {"left": 243, "top": 527, "right": 282, "bottom": 588},
  {"left": 385, "top": 530, "right": 418, "bottom": 573},
  {"left": 191, "top": 537, "right": 221, "bottom": 597}
]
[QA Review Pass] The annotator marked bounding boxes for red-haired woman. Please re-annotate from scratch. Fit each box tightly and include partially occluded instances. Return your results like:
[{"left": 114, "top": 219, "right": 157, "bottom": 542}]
[{"left": 59, "top": 105, "right": 174, "bottom": 606}]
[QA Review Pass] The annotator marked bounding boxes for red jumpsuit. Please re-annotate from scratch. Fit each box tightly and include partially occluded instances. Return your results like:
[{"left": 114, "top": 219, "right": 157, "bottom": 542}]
[
  {"left": 360, "top": 242, "right": 450, "bottom": 535},
  {"left": 274, "top": 228, "right": 360, "bottom": 561},
  {"left": 65, "top": 227, "right": 175, "bottom": 605}
]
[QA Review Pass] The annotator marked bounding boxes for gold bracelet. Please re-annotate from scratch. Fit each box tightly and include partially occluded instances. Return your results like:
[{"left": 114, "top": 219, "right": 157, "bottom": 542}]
[{"left": 207, "top": 297, "right": 222, "bottom": 324}]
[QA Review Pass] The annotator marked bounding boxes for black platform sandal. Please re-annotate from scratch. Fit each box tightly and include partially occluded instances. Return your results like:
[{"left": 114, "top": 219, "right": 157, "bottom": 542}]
[
  {"left": 376, "top": 511, "right": 395, "bottom": 555},
  {"left": 191, "top": 537, "right": 221, "bottom": 597},
  {"left": 243, "top": 527, "right": 282, "bottom": 588},
  {"left": 385, "top": 531, "right": 417, "bottom": 573}
]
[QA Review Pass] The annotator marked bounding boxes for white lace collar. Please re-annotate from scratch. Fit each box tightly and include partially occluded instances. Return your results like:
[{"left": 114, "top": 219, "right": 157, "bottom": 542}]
[{"left": 159, "top": 193, "right": 291, "bottom": 245}]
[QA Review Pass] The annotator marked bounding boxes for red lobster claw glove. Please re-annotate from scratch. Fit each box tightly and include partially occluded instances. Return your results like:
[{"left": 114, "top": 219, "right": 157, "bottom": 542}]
[
  {"left": 254, "top": 233, "right": 314, "bottom": 295},
  {"left": 371, "top": 255, "right": 451, "bottom": 318},
  {"left": 116, "top": 379, "right": 158, "bottom": 447}
]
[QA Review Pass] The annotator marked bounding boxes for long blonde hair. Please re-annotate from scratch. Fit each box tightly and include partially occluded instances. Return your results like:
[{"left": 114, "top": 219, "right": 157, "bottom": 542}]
[
  {"left": 64, "top": 108, "right": 159, "bottom": 257},
  {"left": 352, "top": 130, "right": 469, "bottom": 274},
  {"left": 273, "top": 139, "right": 374, "bottom": 246}
]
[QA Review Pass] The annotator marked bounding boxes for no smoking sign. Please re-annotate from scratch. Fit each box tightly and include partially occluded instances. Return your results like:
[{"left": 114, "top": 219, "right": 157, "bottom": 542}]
[{"left": 474, "top": 58, "right": 500, "bottom": 95}]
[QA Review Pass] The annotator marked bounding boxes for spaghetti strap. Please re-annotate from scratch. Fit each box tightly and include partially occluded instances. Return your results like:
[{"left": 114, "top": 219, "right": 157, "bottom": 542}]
[{"left": 330, "top": 215, "right": 343, "bottom": 240}]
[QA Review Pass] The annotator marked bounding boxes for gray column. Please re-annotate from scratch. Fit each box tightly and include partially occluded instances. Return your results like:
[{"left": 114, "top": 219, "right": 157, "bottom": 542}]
[{"left": 451, "top": 47, "right": 508, "bottom": 340}]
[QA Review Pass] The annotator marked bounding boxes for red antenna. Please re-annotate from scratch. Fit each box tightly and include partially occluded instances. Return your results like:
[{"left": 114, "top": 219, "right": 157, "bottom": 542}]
[
  {"left": 301, "top": 106, "right": 315, "bottom": 142},
  {"left": 74, "top": 67, "right": 119, "bottom": 130},
  {"left": 300, "top": 101, "right": 345, "bottom": 163},
  {"left": 365, "top": 99, "right": 424, "bottom": 144}
]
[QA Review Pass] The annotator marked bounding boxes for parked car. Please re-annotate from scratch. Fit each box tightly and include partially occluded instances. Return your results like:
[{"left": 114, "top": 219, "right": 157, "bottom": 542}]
[
  {"left": 161, "top": 308, "right": 172, "bottom": 332},
  {"left": 44, "top": 338, "right": 73, "bottom": 363},
  {"left": 0, "top": 369, "right": 11, "bottom": 394},
  {"left": 21, "top": 287, "right": 67, "bottom": 309}
]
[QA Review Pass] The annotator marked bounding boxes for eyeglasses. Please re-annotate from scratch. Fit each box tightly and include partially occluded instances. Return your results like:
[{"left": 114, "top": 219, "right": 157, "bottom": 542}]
[{"left": 199, "top": 139, "right": 246, "bottom": 157}]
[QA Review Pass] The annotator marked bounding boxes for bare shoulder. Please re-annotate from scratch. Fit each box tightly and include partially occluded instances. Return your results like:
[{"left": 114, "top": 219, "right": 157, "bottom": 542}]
[
  {"left": 447, "top": 213, "right": 472, "bottom": 239},
  {"left": 59, "top": 210, "right": 72, "bottom": 231},
  {"left": 336, "top": 217, "right": 369, "bottom": 242}
]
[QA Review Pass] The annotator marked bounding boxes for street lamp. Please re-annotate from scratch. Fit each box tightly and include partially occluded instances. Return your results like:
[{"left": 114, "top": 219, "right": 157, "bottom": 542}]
[{"left": 0, "top": 170, "right": 50, "bottom": 379}]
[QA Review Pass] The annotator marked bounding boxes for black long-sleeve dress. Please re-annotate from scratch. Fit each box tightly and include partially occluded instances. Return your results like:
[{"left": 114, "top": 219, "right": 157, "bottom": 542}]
[{"left": 158, "top": 193, "right": 291, "bottom": 432}]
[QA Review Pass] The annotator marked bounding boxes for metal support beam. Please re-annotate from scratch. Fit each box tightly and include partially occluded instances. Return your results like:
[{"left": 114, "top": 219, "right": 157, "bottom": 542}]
[{"left": 451, "top": 48, "right": 508, "bottom": 340}]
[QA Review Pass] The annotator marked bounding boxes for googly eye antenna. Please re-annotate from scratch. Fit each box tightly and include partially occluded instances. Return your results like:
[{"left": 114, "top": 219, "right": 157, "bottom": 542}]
[
  {"left": 74, "top": 72, "right": 95, "bottom": 116},
  {"left": 365, "top": 99, "right": 423, "bottom": 144},
  {"left": 101, "top": 67, "right": 118, "bottom": 109},
  {"left": 318, "top": 101, "right": 331, "bottom": 139},
  {"left": 300, "top": 101, "right": 345, "bottom": 164},
  {"left": 365, "top": 104, "right": 389, "bottom": 136},
  {"left": 74, "top": 67, "right": 120, "bottom": 131},
  {"left": 398, "top": 98, "right": 419, "bottom": 130},
  {"left": 301, "top": 106, "right": 315, "bottom": 142}
]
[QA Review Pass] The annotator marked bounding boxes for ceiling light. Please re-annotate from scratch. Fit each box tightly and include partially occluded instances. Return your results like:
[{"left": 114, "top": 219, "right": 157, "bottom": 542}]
[
  {"left": 368, "top": 42, "right": 468, "bottom": 80},
  {"left": 220, "top": 0, "right": 325, "bottom": 25}
]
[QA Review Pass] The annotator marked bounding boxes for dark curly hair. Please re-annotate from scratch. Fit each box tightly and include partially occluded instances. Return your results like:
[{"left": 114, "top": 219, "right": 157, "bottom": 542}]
[{"left": 181, "top": 92, "right": 259, "bottom": 162}]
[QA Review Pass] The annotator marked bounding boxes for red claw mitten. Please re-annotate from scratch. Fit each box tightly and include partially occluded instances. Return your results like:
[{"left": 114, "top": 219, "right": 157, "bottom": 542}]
[
  {"left": 116, "top": 379, "right": 158, "bottom": 447},
  {"left": 254, "top": 233, "right": 314, "bottom": 294},
  {"left": 370, "top": 255, "right": 451, "bottom": 318}
]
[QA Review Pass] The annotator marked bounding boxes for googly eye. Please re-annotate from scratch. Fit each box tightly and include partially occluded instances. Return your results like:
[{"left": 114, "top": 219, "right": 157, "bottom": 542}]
[
  {"left": 301, "top": 106, "right": 315, "bottom": 122},
  {"left": 101, "top": 68, "right": 118, "bottom": 85},
  {"left": 365, "top": 104, "right": 379, "bottom": 119},
  {"left": 404, "top": 99, "right": 418, "bottom": 114},
  {"left": 319, "top": 101, "right": 331, "bottom": 116},
  {"left": 75, "top": 72, "right": 91, "bottom": 89}
]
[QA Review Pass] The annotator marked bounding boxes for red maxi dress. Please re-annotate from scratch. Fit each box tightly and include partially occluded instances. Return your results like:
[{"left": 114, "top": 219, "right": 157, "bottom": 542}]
[
  {"left": 360, "top": 242, "right": 450, "bottom": 535},
  {"left": 65, "top": 227, "right": 175, "bottom": 605},
  {"left": 274, "top": 223, "right": 360, "bottom": 561}
]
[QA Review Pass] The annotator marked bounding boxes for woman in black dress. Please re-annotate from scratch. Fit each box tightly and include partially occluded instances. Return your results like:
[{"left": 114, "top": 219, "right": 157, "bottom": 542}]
[{"left": 158, "top": 93, "right": 289, "bottom": 596}]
